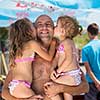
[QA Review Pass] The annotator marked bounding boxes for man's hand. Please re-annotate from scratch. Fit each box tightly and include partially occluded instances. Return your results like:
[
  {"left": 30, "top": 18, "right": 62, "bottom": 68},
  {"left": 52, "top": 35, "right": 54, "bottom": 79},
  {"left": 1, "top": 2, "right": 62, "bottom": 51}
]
[
  {"left": 25, "top": 95, "right": 43, "bottom": 100},
  {"left": 44, "top": 74, "right": 89, "bottom": 97},
  {"left": 44, "top": 82, "right": 61, "bottom": 97}
]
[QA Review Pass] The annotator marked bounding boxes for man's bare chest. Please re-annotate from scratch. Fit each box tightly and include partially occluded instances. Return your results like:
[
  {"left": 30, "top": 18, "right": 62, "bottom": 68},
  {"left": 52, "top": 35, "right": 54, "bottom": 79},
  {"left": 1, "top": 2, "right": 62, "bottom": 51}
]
[{"left": 32, "top": 61, "right": 51, "bottom": 80}]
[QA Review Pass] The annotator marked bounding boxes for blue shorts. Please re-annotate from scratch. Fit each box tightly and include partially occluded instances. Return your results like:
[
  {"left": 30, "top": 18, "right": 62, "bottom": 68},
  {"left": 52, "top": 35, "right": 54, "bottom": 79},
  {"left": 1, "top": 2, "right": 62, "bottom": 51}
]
[{"left": 84, "top": 82, "right": 99, "bottom": 100}]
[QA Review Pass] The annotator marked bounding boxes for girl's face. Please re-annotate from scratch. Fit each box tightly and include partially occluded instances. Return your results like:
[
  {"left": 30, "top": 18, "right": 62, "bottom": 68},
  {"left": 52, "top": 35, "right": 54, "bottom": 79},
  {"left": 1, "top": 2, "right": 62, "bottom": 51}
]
[
  {"left": 54, "top": 20, "right": 63, "bottom": 40},
  {"left": 32, "top": 26, "right": 37, "bottom": 39},
  {"left": 28, "top": 23, "right": 37, "bottom": 39},
  {"left": 54, "top": 18, "right": 75, "bottom": 40}
]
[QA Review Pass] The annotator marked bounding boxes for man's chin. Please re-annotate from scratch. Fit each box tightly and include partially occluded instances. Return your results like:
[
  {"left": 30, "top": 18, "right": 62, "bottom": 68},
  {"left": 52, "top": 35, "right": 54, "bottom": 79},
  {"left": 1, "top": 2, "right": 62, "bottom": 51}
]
[{"left": 41, "top": 37, "right": 49, "bottom": 41}]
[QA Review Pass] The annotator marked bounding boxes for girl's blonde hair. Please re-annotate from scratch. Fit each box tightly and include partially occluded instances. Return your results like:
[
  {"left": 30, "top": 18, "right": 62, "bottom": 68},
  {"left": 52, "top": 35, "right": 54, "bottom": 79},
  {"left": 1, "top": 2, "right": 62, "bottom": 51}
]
[
  {"left": 57, "top": 15, "right": 82, "bottom": 39},
  {"left": 9, "top": 18, "right": 36, "bottom": 68}
]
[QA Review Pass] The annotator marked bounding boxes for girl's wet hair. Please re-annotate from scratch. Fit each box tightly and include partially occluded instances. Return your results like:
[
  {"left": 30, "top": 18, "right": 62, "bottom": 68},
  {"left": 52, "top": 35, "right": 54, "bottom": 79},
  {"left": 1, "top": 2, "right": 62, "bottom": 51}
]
[
  {"left": 57, "top": 15, "right": 82, "bottom": 39},
  {"left": 9, "top": 18, "right": 36, "bottom": 68}
]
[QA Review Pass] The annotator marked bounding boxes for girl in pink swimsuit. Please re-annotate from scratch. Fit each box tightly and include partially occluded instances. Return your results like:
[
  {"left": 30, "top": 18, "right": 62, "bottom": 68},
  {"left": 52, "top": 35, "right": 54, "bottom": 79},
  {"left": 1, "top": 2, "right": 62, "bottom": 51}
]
[
  {"left": 8, "top": 18, "right": 56, "bottom": 98},
  {"left": 50, "top": 16, "right": 83, "bottom": 100}
]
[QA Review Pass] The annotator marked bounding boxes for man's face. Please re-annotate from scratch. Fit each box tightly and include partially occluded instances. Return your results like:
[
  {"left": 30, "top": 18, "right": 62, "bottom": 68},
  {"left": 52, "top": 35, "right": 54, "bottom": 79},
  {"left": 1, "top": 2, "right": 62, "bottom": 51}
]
[{"left": 35, "top": 15, "right": 54, "bottom": 46}]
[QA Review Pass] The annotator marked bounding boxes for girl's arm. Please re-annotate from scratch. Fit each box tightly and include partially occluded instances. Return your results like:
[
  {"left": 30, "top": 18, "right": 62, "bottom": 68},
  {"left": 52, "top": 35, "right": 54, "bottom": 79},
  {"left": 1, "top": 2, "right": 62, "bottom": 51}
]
[{"left": 30, "top": 40, "right": 56, "bottom": 61}]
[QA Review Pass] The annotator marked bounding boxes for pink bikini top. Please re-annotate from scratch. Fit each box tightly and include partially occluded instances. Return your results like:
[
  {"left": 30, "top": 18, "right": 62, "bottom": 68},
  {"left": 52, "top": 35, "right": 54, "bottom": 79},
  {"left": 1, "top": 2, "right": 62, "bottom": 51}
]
[
  {"left": 57, "top": 44, "right": 64, "bottom": 53},
  {"left": 15, "top": 52, "right": 35, "bottom": 63},
  {"left": 57, "top": 44, "right": 79, "bottom": 60}
]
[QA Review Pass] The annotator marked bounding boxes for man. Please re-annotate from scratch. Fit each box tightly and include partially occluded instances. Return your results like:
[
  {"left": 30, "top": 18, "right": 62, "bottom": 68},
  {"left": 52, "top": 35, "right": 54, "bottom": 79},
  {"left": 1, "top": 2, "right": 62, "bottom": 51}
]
[
  {"left": 2, "top": 15, "right": 89, "bottom": 100},
  {"left": 82, "top": 23, "right": 100, "bottom": 100}
]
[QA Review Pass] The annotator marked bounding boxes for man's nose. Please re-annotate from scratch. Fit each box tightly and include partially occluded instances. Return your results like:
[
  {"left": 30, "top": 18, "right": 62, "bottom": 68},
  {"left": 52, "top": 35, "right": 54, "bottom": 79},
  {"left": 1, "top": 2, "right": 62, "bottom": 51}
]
[{"left": 42, "top": 24, "right": 48, "bottom": 29}]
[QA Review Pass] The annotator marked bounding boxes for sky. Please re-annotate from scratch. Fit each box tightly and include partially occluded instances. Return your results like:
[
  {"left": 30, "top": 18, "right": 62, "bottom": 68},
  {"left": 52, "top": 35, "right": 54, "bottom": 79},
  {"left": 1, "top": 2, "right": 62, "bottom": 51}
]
[{"left": 0, "top": 0, "right": 100, "bottom": 27}]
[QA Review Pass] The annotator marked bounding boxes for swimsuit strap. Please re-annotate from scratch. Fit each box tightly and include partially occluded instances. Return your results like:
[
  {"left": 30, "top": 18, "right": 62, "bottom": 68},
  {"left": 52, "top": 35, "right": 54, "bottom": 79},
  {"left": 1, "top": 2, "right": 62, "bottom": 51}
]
[{"left": 15, "top": 52, "right": 35, "bottom": 63}]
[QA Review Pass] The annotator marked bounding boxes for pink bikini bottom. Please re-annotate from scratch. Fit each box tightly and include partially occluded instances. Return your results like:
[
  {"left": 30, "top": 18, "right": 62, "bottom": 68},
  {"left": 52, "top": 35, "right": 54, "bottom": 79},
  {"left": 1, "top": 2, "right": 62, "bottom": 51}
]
[
  {"left": 8, "top": 80, "right": 31, "bottom": 95},
  {"left": 57, "top": 69, "right": 82, "bottom": 86}
]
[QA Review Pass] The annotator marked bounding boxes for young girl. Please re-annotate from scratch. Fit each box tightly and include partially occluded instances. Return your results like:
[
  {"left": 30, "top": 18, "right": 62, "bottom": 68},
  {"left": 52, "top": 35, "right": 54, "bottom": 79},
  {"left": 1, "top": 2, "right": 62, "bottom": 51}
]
[
  {"left": 8, "top": 18, "right": 56, "bottom": 98},
  {"left": 50, "top": 16, "right": 83, "bottom": 100}
]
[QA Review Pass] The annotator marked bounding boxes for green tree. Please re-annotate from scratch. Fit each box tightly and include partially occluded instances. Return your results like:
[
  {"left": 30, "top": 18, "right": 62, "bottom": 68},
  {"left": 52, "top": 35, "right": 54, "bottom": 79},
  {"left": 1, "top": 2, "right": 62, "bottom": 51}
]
[{"left": 0, "top": 27, "right": 8, "bottom": 52}]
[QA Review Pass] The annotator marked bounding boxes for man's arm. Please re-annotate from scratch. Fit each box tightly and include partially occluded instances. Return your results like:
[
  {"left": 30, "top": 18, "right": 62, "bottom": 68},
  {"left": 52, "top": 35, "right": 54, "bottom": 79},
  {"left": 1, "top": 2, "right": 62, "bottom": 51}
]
[
  {"left": 1, "top": 70, "right": 20, "bottom": 100},
  {"left": 2, "top": 70, "right": 43, "bottom": 100},
  {"left": 44, "top": 73, "right": 89, "bottom": 97},
  {"left": 63, "top": 73, "right": 89, "bottom": 95}
]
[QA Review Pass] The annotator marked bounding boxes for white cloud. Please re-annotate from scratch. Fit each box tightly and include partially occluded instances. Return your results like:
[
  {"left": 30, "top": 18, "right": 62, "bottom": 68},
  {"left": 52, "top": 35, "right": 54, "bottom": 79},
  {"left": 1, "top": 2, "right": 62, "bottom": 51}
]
[{"left": 87, "top": 12, "right": 100, "bottom": 27}]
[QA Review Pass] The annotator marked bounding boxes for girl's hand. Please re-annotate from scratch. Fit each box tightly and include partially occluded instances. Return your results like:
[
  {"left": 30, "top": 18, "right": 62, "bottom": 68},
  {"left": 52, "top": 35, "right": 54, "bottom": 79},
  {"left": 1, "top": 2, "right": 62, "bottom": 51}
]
[
  {"left": 50, "top": 70, "right": 62, "bottom": 80},
  {"left": 55, "top": 70, "right": 61, "bottom": 78},
  {"left": 50, "top": 70, "right": 57, "bottom": 80},
  {"left": 56, "top": 68, "right": 63, "bottom": 76}
]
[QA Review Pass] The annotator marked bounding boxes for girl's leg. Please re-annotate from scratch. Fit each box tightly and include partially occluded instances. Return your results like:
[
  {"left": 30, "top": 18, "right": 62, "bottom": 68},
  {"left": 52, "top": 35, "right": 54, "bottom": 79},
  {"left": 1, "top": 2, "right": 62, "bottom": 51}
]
[
  {"left": 51, "top": 94, "right": 62, "bottom": 100},
  {"left": 64, "top": 93, "right": 73, "bottom": 100}
]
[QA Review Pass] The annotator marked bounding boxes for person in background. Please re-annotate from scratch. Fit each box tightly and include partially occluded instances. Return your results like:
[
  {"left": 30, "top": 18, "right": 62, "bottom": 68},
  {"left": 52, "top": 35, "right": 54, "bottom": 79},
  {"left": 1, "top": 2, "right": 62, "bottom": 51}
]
[
  {"left": 2, "top": 15, "right": 89, "bottom": 100},
  {"left": 82, "top": 23, "right": 100, "bottom": 100}
]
